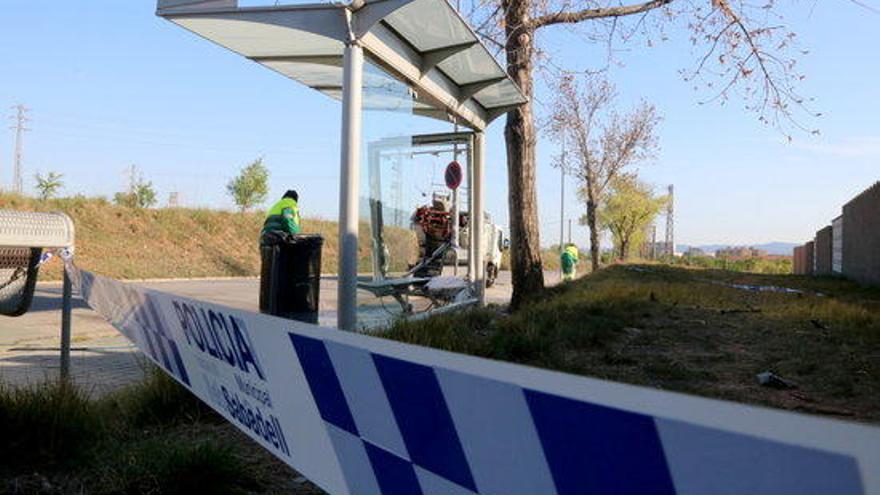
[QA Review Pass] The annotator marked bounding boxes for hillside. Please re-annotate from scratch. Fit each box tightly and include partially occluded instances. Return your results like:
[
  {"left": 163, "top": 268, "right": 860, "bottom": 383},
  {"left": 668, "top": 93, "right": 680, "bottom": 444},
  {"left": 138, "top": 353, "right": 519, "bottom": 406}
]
[{"left": 0, "top": 195, "right": 418, "bottom": 281}]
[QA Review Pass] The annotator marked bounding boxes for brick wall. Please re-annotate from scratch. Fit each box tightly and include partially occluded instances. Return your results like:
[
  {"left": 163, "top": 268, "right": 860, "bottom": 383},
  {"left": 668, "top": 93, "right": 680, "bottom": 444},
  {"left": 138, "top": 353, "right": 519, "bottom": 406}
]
[
  {"left": 842, "top": 181, "right": 880, "bottom": 286},
  {"left": 814, "top": 226, "right": 833, "bottom": 275}
]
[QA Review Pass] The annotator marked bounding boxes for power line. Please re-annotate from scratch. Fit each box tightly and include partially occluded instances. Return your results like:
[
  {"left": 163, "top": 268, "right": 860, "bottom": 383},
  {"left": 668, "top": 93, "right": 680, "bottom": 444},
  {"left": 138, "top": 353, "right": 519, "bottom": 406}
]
[{"left": 8, "top": 104, "right": 31, "bottom": 193}]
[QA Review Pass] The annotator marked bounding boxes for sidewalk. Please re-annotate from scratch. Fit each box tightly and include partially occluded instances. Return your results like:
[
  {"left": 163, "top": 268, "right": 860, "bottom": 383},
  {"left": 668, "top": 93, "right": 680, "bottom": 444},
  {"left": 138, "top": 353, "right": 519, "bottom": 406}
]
[
  {"left": 0, "top": 335, "right": 145, "bottom": 397},
  {"left": 0, "top": 283, "right": 144, "bottom": 397}
]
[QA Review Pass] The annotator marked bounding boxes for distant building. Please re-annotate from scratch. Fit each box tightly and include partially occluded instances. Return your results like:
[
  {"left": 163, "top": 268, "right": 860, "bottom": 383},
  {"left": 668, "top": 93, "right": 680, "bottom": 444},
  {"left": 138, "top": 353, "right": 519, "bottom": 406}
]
[
  {"left": 686, "top": 246, "right": 703, "bottom": 255},
  {"left": 715, "top": 246, "right": 768, "bottom": 259},
  {"left": 641, "top": 241, "right": 674, "bottom": 258}
]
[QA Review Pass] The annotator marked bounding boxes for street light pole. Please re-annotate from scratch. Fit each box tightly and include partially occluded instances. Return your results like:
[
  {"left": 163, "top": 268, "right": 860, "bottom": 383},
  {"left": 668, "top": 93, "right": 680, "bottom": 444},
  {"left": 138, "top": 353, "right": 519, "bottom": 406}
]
[{"left": 559, "top": 134, "right": 565, "bottom": 280}]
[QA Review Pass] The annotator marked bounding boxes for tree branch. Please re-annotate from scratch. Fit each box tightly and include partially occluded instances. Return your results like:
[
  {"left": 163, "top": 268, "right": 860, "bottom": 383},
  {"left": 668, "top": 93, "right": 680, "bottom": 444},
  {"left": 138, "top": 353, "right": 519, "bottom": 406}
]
[{"left": 531, "top": 0, "right": 674, "bottom": 29}]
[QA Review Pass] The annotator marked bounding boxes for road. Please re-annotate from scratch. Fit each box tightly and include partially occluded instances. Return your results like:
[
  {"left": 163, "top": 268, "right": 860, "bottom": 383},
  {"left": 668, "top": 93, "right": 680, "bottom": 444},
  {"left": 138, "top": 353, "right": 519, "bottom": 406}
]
[{"left": 0, "top": 270, "right": 550, "bottom": 395}]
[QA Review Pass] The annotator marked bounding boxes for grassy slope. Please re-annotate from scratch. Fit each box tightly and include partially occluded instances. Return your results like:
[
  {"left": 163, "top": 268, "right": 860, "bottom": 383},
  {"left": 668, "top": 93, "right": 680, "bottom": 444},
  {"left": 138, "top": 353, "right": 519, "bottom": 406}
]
[
  {"left": 0, "top": 194, "right": 417, "bottom": 281},
  {"left": 385, "top": 264, "right": 880, "bottom": 423}
]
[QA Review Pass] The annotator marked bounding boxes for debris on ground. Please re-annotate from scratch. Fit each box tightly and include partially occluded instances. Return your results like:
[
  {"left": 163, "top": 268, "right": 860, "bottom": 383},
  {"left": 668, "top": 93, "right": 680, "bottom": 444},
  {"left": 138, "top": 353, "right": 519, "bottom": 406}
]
[
  {"left": 757, "top": 371, "right": 797, "bottom": 390},
  {"left": 811, "top": 319, "right": 830, "bottom": 330},
  {"left": 699, "top": 279, "right": 826, "bottom": 297}
]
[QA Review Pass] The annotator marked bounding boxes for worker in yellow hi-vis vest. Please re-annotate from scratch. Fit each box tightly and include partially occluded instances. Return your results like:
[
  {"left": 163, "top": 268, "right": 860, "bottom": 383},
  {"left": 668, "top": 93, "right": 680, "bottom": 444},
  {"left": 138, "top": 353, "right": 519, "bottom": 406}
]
[{"left": 262, "top": 190, "right": 301, "bottom": 236}]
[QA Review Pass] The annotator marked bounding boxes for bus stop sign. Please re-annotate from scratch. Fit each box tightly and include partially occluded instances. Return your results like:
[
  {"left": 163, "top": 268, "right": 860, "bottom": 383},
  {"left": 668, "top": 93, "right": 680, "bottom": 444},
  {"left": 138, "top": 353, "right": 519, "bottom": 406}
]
[{"left": 445, "top": 161, "right": 463, "bottom": 190}]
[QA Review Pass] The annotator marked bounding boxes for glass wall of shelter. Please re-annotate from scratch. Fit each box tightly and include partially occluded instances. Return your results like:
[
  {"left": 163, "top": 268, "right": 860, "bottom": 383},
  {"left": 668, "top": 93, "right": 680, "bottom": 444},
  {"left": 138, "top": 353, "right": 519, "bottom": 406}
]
[{"left": 156, "top": 0, "right": 525, "bottom": 330}]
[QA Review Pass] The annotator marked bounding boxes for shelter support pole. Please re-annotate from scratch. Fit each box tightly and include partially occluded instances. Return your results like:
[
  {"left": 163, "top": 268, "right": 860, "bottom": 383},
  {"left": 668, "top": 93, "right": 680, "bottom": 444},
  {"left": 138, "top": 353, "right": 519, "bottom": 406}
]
[
  {"left": 60, "top": 269, "right": 72, "bottom": 382},
  {"left": 467, "top": 137, "right": 476, "bottom": 280},
  {"left": 338, "top": 41, "right": 363, "bottom": 331},
  {"left": 474, "top": 131, "right": 486, "bottom": 306},
  {"left": 452, "top": 188, "right": 460, "bottom": 277}
]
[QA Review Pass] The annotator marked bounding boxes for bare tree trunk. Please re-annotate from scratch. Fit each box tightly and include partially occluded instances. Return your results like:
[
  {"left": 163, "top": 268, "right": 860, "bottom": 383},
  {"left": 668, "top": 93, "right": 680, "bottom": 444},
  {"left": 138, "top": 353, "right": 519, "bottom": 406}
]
[
  {"left": 504, "top": 0, "right": 544, "bottom": 308},
  {"left": 585, "top": 197, "right": 600, "bottom": 271}
]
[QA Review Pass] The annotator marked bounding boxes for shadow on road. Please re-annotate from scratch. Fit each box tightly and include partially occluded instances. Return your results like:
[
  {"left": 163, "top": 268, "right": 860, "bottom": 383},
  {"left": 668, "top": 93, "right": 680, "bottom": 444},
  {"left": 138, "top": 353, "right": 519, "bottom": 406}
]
[{"left": 0, "top": 347, "right": 147, "bottom": 398}]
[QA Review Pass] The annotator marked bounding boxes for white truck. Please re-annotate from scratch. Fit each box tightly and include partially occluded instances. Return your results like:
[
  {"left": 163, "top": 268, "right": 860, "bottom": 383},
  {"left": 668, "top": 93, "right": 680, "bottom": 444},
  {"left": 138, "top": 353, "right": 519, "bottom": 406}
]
[{"left": 451, "top": 212, "right": 507, "bottom": 287}]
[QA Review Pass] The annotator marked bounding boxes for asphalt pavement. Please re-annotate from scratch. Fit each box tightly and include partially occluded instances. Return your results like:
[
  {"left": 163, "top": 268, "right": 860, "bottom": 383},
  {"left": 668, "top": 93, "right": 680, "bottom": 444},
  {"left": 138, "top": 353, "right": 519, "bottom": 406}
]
[{"left": 0, "top": 270, "right": 549, "bottom": 395}]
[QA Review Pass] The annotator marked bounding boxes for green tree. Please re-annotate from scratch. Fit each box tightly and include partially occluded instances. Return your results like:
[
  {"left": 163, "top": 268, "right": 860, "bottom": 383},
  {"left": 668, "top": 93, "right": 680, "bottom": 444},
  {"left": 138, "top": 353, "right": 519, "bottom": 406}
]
[
  {"left": 114, "top": 167, "right": 157, "bottom": 209},
  {"left": 34, "top": 171, "right": 64, "bottom": 200},
  {"left": 133, "top": 181, "right": 157, "bottom": 208},
  {"left": 227, "top": 158, "right": 269, "bottom": 212},
  {"left": 597, "top": 177, "right": 667, "bottom": 260}
]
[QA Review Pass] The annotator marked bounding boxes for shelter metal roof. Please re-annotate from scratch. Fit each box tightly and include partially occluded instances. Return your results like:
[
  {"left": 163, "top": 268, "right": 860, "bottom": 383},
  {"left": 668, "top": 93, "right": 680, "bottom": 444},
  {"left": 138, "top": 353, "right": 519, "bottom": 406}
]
[{"left": 156, "top": 0, "right": 527, "bottom": 130}]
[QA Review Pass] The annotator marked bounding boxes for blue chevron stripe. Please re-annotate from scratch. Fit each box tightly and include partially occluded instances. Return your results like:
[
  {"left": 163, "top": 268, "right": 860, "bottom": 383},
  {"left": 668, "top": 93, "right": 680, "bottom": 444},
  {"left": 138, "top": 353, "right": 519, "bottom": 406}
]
[
  {"left": 372, "top": 354, "right": 478, "bottom": 493},
  {"left": 525, "top": 389, "right": 676, "bottom": 495},
  {"left": 290, "top": 334, "right": 359, "bottom": 436}
]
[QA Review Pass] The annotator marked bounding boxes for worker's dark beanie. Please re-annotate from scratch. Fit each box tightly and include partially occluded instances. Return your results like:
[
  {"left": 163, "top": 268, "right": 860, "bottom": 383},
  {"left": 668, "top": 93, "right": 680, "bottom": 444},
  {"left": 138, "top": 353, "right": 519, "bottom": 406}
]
[{"left": 284, "top": 190, "right": 299, "bottom": 202}]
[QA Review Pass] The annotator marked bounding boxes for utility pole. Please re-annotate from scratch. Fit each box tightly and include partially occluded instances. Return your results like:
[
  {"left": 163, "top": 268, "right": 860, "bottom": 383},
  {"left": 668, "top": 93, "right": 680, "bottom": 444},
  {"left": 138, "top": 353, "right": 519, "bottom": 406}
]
[
  {"left": 568, "top": 219, "right": 572, "bottom": 244},
  {"left": 9, "top": 105, "right": 30, "bottom": 193},
  {"left": 124, "top": 164, "right": 138, "bottom": 192},
  {"left": 559, "top": 133, "right": 566, "bottom": 280},
  {"left": 652, "top": 224, "right": 657, "bottom": 260},
  {"left": 559, "top": 133, "right": 566, "bottom": 252},
  {"left": 665, "top": 184, "right": 675, "bottom": 258}
]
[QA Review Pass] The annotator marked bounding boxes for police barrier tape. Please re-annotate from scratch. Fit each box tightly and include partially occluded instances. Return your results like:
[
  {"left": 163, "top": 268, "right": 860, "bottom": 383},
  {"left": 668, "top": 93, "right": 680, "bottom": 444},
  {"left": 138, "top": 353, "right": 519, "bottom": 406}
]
[{"left": 66, "top": 263, "right": 880, "bottom": 495}]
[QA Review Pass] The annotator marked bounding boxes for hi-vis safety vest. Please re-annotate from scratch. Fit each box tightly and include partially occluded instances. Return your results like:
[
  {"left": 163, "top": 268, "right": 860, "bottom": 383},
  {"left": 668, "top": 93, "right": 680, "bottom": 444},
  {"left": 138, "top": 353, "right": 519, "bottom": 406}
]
[
  {"left": 565, "top": 245, "right": 579, "bottom": 262},
  {"left": 262, "top": 198, "right": 301, "bottom": 235}
]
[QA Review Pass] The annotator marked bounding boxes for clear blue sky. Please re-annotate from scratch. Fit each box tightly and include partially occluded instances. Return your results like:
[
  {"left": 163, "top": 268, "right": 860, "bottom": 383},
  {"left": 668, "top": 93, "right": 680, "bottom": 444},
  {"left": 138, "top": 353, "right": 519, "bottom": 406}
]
[{"left": 1, "top": 1, "right": 877, "bottom": 248}]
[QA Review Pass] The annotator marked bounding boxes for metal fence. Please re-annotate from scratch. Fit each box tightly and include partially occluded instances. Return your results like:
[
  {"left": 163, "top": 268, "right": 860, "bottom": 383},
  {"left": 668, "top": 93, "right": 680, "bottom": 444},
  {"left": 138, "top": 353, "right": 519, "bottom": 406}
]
[
  {"left": 832, "top": 215, "right": 843, "bottom": 275},
  {"left": 814, "top": 226, "right": 833, "bottom": 276}
]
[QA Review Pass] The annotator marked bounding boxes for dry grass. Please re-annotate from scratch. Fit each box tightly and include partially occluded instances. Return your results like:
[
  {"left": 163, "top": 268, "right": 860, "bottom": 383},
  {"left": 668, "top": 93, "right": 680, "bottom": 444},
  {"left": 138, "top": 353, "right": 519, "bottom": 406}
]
[
  {"left": 0, "top": 367, "right": 322, "bottom": 494},
  {"left": 384, "top": 264, "right": 880, "bottom": 423},
  {"left": 0, "top": 194, "right": 417, "bottom": 281}
]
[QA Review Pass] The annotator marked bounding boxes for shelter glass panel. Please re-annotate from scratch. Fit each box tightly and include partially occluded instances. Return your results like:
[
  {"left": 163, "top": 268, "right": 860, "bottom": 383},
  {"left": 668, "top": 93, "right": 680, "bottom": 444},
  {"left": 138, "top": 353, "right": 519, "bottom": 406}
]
[
  {"left": 358, "top": 60, "right": 474, "bottom": 324},
  {"left": 382, "top": 0, "right": 476, "bottom": 51},
  {"left": 171, "top": 14, "right": 343, "bottom": 58}
]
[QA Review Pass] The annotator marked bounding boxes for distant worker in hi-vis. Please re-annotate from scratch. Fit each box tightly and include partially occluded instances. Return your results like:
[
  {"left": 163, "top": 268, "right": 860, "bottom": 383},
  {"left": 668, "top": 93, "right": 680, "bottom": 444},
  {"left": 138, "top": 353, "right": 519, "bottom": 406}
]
[
  {"left": 262, "top": 190, "right": 302, "bottom": 236},
  {"left": 561, "top": 243, "right": 579, "bottom": 282}
]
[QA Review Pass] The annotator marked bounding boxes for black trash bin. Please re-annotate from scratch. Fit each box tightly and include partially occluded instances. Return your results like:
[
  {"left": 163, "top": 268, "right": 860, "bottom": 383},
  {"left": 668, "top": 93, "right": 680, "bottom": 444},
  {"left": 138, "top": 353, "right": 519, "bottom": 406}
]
[{"left": 259, "top": 232, "right": 323, "bottom": 324}]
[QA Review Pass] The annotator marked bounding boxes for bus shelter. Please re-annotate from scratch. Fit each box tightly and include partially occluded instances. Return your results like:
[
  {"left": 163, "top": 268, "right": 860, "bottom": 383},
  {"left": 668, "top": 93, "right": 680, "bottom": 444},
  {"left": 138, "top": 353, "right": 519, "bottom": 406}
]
[{"left": 156, "top": 0, "right": 526, "bottom": 330}]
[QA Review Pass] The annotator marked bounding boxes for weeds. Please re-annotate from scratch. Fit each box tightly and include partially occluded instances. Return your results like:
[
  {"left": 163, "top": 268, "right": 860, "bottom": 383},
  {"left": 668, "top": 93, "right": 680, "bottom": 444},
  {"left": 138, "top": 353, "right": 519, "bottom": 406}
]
[
  {"left": 88, "top": 433, "right": 262, "bottom": 495},
  {"left": 0, "top": 381, "right": 99, "bottom": 470},
  {"left": 107, "top": 365, "right": 217, "bottom": 427},
  {"left": 0, "top": 364, "right": 275, "bottom": 494}
]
